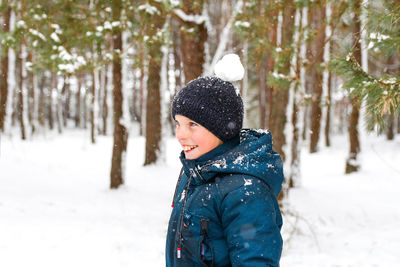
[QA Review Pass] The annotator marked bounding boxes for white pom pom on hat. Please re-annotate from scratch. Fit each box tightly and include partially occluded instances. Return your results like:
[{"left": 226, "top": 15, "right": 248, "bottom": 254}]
[{"left": 214, "top": 53, "right": 245, "bottom": 82}]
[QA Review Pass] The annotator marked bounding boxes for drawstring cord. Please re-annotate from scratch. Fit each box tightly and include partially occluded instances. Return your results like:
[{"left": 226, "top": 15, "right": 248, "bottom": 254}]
[{"left": 176, "top": 169, "right": 195, "bottom": 259}]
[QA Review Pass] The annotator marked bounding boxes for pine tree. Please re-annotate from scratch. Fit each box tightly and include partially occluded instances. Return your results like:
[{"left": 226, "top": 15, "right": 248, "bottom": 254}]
[
  {"left": 173, "top": 0, "right": 207, "bottom": 83},
  {"left": 268, "top": 0, "right": 296, "bottom": 161},
  {"left": 110, "top": 0, "right": 128, "bottom": 189},
  {"left": 331, "top": 0, "right": 400, "bottom": 130},
  {"left": 141, "top": 0, "right": 167, "bottom": 165},
  {"left": 307, "top": 0, "right": 326, "bottom": 153}
]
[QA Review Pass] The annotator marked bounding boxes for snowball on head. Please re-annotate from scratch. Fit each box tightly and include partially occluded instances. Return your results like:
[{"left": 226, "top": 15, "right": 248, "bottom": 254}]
[{"left": 214, "top": 53, "right": 244, "bottom": 82}]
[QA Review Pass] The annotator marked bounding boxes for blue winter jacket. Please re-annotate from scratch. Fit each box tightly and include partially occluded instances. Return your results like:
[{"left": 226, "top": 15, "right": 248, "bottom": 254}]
[{"left": 166, "top": 129, "right": 284, "bottom": 267}]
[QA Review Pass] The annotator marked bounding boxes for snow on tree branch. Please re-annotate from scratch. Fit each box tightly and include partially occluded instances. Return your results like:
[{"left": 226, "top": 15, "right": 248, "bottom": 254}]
[{"left": 173, "top": 9, "right": 206, "bottom": 25}]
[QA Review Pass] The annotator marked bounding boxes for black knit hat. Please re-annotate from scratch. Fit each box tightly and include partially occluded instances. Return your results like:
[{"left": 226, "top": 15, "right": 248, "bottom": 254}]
[{"left": 171, "top": 76, "right": 244, "bottom": 142}]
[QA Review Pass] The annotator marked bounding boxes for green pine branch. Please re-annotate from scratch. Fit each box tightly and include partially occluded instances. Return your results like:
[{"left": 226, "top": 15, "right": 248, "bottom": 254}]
[{"left": 331, "top": 54, "right": 400, "bottom": 130}]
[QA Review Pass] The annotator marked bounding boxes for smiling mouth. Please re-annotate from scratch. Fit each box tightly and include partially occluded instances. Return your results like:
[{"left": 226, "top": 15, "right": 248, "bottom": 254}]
[{"left": 183, "top": 145, "right": 198, "bottom": 152}]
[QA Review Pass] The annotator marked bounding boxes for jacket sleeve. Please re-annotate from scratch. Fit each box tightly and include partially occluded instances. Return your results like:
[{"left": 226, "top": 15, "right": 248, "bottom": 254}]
[{"left": 219, "top": 177, "right": 283, "bottom": 267}]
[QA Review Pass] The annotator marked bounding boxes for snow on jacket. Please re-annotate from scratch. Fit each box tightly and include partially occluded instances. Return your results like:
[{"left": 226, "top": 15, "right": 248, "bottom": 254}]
[{"left": 166, "top": 129, "right": 284, "bottom": 267}]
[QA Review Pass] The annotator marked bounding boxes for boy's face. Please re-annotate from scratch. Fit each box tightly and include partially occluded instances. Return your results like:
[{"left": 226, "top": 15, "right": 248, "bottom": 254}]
[{"left": 175, "top": 115, "right": 223, "bottom": 160}]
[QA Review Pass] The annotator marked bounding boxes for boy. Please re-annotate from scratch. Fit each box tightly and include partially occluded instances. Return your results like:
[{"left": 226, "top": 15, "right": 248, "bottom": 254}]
[{"left": 166, "top": 74, "right": 284, "bottom": 267}]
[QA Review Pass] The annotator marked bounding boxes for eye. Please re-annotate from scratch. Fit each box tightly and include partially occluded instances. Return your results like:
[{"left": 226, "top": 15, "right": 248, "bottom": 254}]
[
  {"left": 175, "top": 120, "right": 180, "bottom": 128},
  {"left": 189, "top": 122, "right": 198, "bottom": 127}
]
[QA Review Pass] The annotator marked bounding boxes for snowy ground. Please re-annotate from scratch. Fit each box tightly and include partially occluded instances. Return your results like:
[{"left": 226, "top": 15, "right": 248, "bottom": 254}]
[{"left": 1, "top": 130, "right": 399, "bottom": 267}]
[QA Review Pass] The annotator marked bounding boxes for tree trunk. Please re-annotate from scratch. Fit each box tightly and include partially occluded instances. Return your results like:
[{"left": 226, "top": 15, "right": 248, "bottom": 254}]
[
  {"left": 64, "top": 77, "right": 71, "bottom": 126},
  {"left": 345, "top": 0, "right": 362, "bottom": 174},
  {"left": 38, "top": 74, "right": 46, "bottom": 128},
  {"left": 0, "top": 7, "right": 11, "bottom": 132},
  {"left": 288, "top": 6, "right": 306, "bottom": 191},
  {"left": 241, "top": 41, "right": 249, "bottom": 126},
  {"left": 60, "top": 76, "right": 68, "bottom": 127},
  {"left": 290, "top": 91, "right": 300, "bottom": 190},
  {"left": 132, "top": 61, "right": 141, "bottom": 125},
  {"left": 83, "top": 78, "right": 88, "bottom": 129},
  {"left": 54, "top": 75, "right": 62, "bottom": 134},
  {"left": 139, "top": 42, "right": 145, "bottom": 136},
  {"left": 144, "top": 2, "right": 165, "bottom": 165},
  {"left": 324, "top": 3, "right": 333, "bottom": 147},
  {"left": 346, "top": 97, "right": 361, "bottom": 173},
  {"left": 385, "top": 55, "right": 396, "bottom": 140},
  {"left": 144, "top": 44, "right": 162, "bottom": 165},
  {"left": 179, "top": 0, "right": 207, "bottom": 83},
  {"left": 309, "top": 1, "right": 326, "bottom": 153},
  {"left": 18, "top": 44, "right": 26, "bottom": 140},
  {"left": 302, "top": 104, "right": 309, "bottom": 140},
  {"left": 265, "top": 55, "right": 275, "bottom": 129},
  {"left": 110, "top": 0, "right": 127, "bottom": 189},
  {"left": 386, "top": 115, "right": 394, "bottom": 140},
  {"left": 172, "top": 19, "right": 183, "bottom": 92},
  {"left": 257, "top": 1, "right": 276, "bottom": 129},
  {"left": 47, "top": 76, "right": 54, "bottom": 130},
  {"left": 397, "top": 113, "right": 400, "bottom": 134},
  {"left": 27, "top": 52, "right": 36, "bottom": 134},
  {"left": 325, "top": 74, "right": 332, "bottom": 147},
  {"left": 268, "top": 0, "right": 295, "bottom": 162},
  {"left": 75, "top": 75, "right": 82, "bottom": 127},
  {"left": 258, "top": 63, "right": 267, "bottom": 128},
  {"left": 90, "top": 70, "right": 96, "bottom": 143},
  {"left": 170, "top": 19, "right": 183, "bottom": 135},
  {"left": 102, "top": 66, "right": 109, "bottom": 135},
  {"left": 11, "top": 85, "right": 17, "bottom": 127}
]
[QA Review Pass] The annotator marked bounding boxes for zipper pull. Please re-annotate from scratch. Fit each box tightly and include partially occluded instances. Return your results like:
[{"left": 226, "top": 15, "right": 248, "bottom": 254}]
[
  {"left": 177, "top": 247, "right": 182, "bottom": 258},
  {"left": 200, "top": 219, "right": 209, "bottom": 235}
]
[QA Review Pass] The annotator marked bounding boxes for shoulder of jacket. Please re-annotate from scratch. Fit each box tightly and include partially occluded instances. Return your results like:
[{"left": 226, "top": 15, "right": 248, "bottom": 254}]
[{"left": 214, "top": 173, "right": 262, "bottom": 196}]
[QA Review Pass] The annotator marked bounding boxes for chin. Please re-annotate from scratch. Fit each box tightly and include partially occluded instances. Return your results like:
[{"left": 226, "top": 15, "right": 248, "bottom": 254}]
[{"left": 185, "top": 152, "right": 201, "bottom": 160}]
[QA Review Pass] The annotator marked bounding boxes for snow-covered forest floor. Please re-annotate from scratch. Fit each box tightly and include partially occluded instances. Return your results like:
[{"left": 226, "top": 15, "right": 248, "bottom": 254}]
[{"left": 1, "top": 130, "right": 399, "bottom": 267}]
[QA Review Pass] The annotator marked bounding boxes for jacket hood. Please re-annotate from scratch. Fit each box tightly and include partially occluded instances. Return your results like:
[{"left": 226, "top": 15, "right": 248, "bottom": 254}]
[{"left": 179, "top": 129, "right": 284, "bottom": 197}]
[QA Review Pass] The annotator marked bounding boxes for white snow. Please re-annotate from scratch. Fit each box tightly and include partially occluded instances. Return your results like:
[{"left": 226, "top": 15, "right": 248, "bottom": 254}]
[
  {"left": 0, "top": 131, "right": 399, "bottom": 267},
  {"left": 281, "top": 134, "right": 400, "bottom": 267},
  {"left": 234, "top": 21, "right": 250, "bottom": 28},
  {"left": 29, "top": 29, "right": 46, "bottom": 41},
  {"left": 16, "top": 20, "right": 27, "bottom": 29},
  {"left": 214, "top": 54, "right": 245, "bottom": 82},
  {"left": 50, "top": 32, "right": 60, "bottom": 43},
  {"left": 243, "top": 178, "right": 252, "bottom": 186},
  {"left": 0, "top": 132, "right": 180, "bottom": 267},
  {"left": 233, "top": 155, "right": 245, "bottom": 165},
  {"left": 254, "top": 128, "right": 270, "bottom": 135},
  {"left": 103, "top": 21, "right": 112, "bottom": 30},
  {"left": 138, "top": 4, "right": 160, "bottom": 16},
  {"left": 173, "top": 9, "right": 206, "bottom": 25},
  {"left": 369, "top": 32, "right": 390, "bottom": 41},
  {"left": 111, "top": 21, "right": 121, "bottom": 28},
  {"left": 212, "top": 158, "right": 227, "bottom": 169}
]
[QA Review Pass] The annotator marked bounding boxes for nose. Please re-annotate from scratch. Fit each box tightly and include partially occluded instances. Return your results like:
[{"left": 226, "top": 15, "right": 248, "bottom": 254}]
[{"left": 176, "top": 125, "right": 189, "bottom": 141}]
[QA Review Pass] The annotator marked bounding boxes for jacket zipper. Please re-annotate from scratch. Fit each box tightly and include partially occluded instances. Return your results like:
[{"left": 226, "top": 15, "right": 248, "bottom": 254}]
[{"left": 176, "top": 169, "right": 195, "bottom": 259}]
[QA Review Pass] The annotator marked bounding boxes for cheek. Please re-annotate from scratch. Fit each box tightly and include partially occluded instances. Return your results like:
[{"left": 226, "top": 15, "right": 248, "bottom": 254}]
[
  {"left": 193, "top": 132, "right": 220, "bottom": 151},
  {"left": 190, "top": 132, "right": 202, "bottom": 145}
]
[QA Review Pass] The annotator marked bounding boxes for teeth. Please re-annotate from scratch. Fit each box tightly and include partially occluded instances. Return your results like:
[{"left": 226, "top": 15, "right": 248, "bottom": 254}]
[{"left": 183, "top": 145, "right": 198, "bottom": 151}]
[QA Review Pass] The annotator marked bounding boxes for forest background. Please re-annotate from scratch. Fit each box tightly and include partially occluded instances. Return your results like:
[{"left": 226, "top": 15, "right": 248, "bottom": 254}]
[
  {"left": 1, "top": 0, "right": 400, "bottom": 187},
  {"left": 0, "top": 0, "right": 400, "bottom": 266}
]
